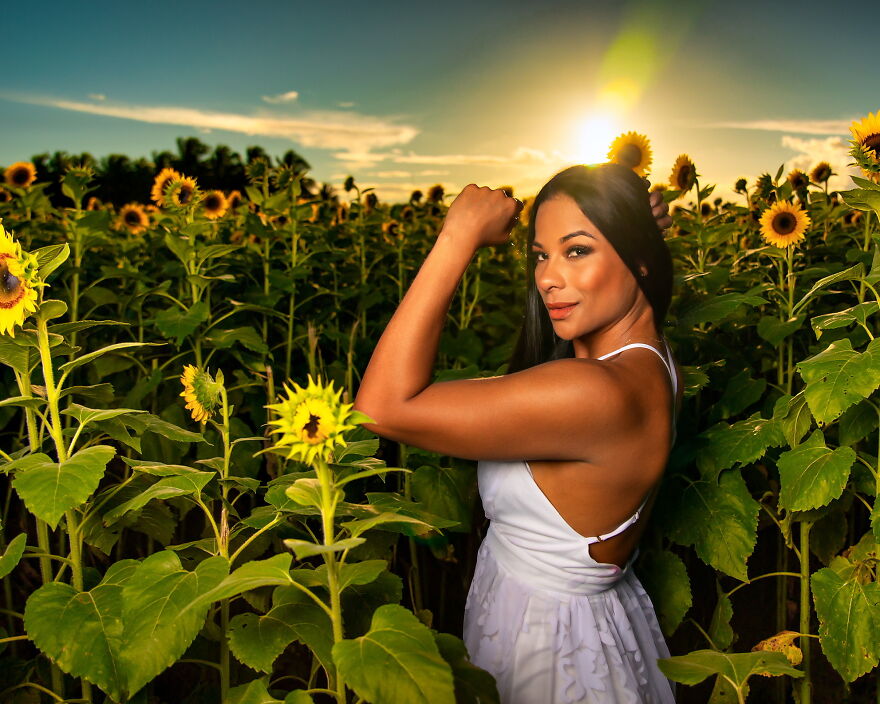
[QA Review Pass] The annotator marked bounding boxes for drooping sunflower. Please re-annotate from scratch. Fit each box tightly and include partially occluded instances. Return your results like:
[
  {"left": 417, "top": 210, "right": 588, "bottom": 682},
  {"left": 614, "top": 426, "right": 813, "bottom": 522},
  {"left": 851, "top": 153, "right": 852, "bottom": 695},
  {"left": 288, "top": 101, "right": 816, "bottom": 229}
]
[
  {"left": 85, "top": 196, "right": 103, "bottom": 210},
  {"left": 759, "top": 201, "right": 811, "bottom": 249},
  {"left": 150, "top": 167, "right": 183, "bottom": 206},
  {"left": 202, "top": 190, "right": 229, "bottom": 219},
  {"left": 734, "top": 178, "right": 748, "bottom": 194},
  {"left": 669, "top": 154, "right": 696, "bottom": 196},
  {"left": 850, "top": 110, "right": 880, "bottom": 172},
  {"left": 179, "top": 364, "right": 224, "bottom": 423},
  {"left": 265, "top": 374, "right": 373, "bottom": 466},
  {"left": 787, "top": 169, "right": 809, "bottom": 191},
  {"left": 226, "top": 190, "right": 242, "bottom": 211},
  {"left": 163, "top": 176, "right": 200, "bottom": 208},
  {"left": 0, "top": 221, "right": 40, "bottom": 337},
  {"left": 427, "top": 184, "right": 444, "bottom": 203},
  {"left": 810, "top": 161, "right": 832, "bottom": 184},
  {"left": 607, "top": 132, "right": 652, "bottom": 178},
  {"left": 4, "top": 162, "right": 37, "bottom": 189},
  {"left": 116, "top": 203, "right": 150, "bottom": 235}
]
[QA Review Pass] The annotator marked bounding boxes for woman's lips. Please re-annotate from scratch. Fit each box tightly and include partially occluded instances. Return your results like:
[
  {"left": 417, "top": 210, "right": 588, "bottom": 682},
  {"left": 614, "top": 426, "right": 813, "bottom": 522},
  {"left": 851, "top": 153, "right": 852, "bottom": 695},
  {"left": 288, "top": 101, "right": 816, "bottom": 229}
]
[{"left": 548, "top": 303, "right": 577, "bottom": 320}]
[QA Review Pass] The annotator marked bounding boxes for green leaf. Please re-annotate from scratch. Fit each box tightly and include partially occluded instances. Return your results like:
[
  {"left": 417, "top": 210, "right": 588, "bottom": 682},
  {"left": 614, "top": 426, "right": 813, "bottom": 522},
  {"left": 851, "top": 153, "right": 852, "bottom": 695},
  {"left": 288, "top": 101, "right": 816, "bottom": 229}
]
[
  {"left": 204, "top": 327, "right": 268, "bottom": 355},
  {"left": 635, "top": 548, "right": 692, "bottom": 638},
  {"left": 103, "top": 471, "right": 216, "bottom": 524},
  {"left": 677, "top": 293, "right": 767, "bottom": 328},
  {"left": 195, "top": 553, "right": 295, "bottom": 606},
  {"left": 228, "top": 583, "right": 333, "bottom": 676},
  {"left": 62, "top": 402, "right": 148, "bottom": 426},
  {"left": 0, "top": 336, "right": 32, "bottom": 374},
  {"left": 757, "top": 314, "right": 806, "bottom": 346},
  {"left": 792, "top": 263, "right": 864, "bottom": 314},
  {"left": 656, "top": 649, "right": 803, "bottom": 688},
  {"left": 696, "top": 414, "right": 785, "bottom": 479},
  {"left": 0, "top": 533, "right": 27, "bottom": 579},
  {"left": 708, "top": 370, "right": 766, "bottom": 421},
  {"left": 153, "top": 301, "right": 210, "bottom": 345},
  {"left": 332, "top": 604, "right": 456, "bottom": 704},
  {"left": 59, "top": 341, "right": 165, "bottom": 375},
  {"left": 283, "top": 537, "right": 366, "bottom": 560},
  {"left": 164, "top": 232, "right": 194, "bottom": 265},
  {"left": 777, "top": 429, "right": 855, "bottom": 511},
  {"left": 433, "top": 632, "right": 500, "bottom": 704},
  {"left": 366, "top": 493, "right": 461, "bottom": 533},
  {"left": 34, "top": 299, "right": 68, "bottom": 323},
  {"left": 797, "top": 337, "right": 880, "bottom": 424},
  {"left": 708, "top": 585, "right": 734, "bottom": 651},
  {"left": 811, "top": 302, "right": 879, "bottom": 339},
  {"left": 772, "top": 392, "right": 813, "bottom": 447},
  {"left": 12, "top": 445, "right": 116, "bottom": 529},
  {"left": 34, "top": 243, "right": 70, "bottom": 280},
  {"left": 667, "top": 469, "right": 759, "bottom": 581},
  {"left": 285, "top": 478, "right": 342, "bottom": 510},
  {"left": 411, "top": 464, "right": 478, "bottom": 533},
  {"left": 339, "top": 511, "right": 435, "bottom": 539}
]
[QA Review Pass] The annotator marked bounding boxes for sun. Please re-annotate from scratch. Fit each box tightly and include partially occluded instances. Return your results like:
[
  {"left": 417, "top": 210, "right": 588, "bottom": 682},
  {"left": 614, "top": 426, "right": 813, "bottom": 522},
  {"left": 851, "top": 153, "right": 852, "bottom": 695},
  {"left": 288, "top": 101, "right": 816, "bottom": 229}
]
[{"left": 575, "top": 113, "right": 619, "bottom": 165}]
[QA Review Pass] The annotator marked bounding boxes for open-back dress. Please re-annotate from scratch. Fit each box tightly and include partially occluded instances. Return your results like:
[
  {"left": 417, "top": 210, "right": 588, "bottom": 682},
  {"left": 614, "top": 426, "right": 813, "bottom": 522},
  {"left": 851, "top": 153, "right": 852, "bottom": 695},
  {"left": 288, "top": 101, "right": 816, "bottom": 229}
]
[{"left": 462, "top": 339, "right": 679, "bottom": 703}]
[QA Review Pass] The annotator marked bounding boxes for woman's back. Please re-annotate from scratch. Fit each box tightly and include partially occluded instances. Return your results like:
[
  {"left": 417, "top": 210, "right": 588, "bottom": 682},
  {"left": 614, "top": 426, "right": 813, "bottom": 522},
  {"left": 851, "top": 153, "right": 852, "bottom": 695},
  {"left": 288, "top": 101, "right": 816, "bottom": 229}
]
[{"left": 462, "top": 339, "right": 679, "bottom": 703}]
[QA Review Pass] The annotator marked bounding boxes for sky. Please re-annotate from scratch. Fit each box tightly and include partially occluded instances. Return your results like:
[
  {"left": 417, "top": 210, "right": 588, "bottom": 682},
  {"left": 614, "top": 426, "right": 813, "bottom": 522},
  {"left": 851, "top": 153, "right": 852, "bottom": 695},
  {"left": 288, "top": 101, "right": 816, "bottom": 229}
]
[{"left": 2, "top": 0, "right": 875, "bottom": 206}]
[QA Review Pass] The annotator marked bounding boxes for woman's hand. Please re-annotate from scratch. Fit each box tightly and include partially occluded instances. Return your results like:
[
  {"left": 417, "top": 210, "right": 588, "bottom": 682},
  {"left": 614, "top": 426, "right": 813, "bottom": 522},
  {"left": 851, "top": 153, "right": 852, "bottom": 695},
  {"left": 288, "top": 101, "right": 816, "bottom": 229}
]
[
  {"left": 645, "top": 179, "right": 672, "bottom": 231},
  {"left": 439, "top": 184, "right": 524, "bottom": 250}
]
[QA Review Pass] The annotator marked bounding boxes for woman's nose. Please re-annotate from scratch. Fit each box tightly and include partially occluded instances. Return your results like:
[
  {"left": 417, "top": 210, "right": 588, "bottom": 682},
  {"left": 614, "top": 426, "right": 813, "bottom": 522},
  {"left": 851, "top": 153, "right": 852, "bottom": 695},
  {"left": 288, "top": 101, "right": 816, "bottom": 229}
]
[{"left": 536, "top": 255, "right": 565, "bottom": 291}]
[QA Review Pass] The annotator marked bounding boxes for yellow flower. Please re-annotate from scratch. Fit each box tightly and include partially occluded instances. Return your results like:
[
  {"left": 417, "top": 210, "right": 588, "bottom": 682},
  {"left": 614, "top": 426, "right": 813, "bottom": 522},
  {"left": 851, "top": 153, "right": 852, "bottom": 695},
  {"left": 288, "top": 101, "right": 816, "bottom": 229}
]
[
  {"left": 669, "top": 154, "right": 696, "bottom": 196},
  {"left": 202, "top": 190, "right": 229, "bottom": 219},
  {"left": 787, "top": 169, "right": 809, "bottom": 191},
  {"left": 85, "top": 196, "right": 103, "bottom": 210},
  {"left": 0, "top": 221, "right": 40, "bottom": 338},
  {"left": 810, "top": 161, "right": 832, "bottom": 184},
  {"left": 163, "top": 176, "right": 200, "bottom": 208},
  {"left": 607, "top": 131, "right": 652, "bottom": 178},
  {"left": 151, "top": 167, "right": 183, "bottom": 206},
  {"left": 4, "top": 162, "right": 37, "bottom": 189},
  {"left": 751, "top": 630, "right": 803, "bottom": 672},
  {"left": 265, "top": 374, "right": 373, "bottom": 466},
  {"left": 226, "top": 190, "right": 242, "bottom": 211},
  {"left": 179, "top": 364, "right": 224, "bottom": 423},
  {"left": 759, "top": 201, "right": 811, "bottom": 248},
  {"left": 851, "top": 111, "right": 880, "bottom": 161},
  {"left": 0, "top": 187, "right": 11, "bottom": 203},
  {"left": 116, "top": 203, "right": 150, "bottom": 235}
]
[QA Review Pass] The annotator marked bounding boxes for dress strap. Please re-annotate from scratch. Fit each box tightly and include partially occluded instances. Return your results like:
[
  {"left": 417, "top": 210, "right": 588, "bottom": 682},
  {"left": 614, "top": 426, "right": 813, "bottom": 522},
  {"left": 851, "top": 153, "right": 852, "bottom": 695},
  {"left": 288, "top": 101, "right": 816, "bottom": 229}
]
[{"left": 587, "top": 488, "right": 653, "bottom": 544}]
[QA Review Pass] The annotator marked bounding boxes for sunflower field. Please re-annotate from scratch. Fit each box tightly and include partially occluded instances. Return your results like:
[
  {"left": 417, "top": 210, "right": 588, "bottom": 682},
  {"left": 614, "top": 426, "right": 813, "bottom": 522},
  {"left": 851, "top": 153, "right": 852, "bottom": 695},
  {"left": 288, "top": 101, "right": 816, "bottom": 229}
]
[{"left": 0, "top": 114, "right": 879, "bottom": 704}]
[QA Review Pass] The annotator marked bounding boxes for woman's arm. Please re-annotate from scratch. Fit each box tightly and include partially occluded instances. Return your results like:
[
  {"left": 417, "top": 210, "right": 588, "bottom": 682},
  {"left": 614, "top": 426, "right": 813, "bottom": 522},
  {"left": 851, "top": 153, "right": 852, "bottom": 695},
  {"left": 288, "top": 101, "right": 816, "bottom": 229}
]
[{"left": 352, "top": 185, "right": 642, "bottom": 463}]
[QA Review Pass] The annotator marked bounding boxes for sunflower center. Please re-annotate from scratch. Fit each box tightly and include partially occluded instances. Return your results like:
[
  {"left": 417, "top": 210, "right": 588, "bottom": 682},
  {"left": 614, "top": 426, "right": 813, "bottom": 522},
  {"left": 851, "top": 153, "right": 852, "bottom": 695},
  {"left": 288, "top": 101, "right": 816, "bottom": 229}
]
[
  {"left": 677, "top": 165, "right": 692, "bottom": 188},
  {"left": 772, "top": 212, "right": 796, "bottom": 234},
  {"left": 179, "top": 187, "right": 193, "bottom": 205},
  {"left": 11, "top": 168, "right": 29, "bottom": 186},
  {"left": 864, "top": 133, "right": 880, "bottom": 155},
  {"left": 206, "top": 196, "right": 220, "bottom": 210},
  {"left": 125, "top": 210, "right": 142, "bottom": 226},
  {"left": 0, "top": 256, "right": 24, "bottom": 307},
  {"left": 303, "top": 413, "right": 322, "bottom": 439},
  {"left": 618, "top": 144, "right": 643, "bottom": 168}
]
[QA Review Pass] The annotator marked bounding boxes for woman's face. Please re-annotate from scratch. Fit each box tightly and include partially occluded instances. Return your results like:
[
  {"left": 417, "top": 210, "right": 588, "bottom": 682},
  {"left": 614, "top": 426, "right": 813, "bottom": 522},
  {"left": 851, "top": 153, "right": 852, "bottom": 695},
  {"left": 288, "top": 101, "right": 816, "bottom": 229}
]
[{"left": 532, "top": 193, "right": 646, "bottom": 343}]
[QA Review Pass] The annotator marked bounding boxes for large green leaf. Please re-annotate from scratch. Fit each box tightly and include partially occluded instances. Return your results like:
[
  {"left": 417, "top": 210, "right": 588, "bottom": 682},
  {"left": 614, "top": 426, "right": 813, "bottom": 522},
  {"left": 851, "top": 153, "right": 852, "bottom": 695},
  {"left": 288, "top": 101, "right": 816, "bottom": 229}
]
[
  {"left": 411, "top": 463, "right": 478, "bottom": 533},
  {"left": 433, "top": 632, "right": 500, "bottom": 704},
  {"left": 797, "top": 336, "right": 880, "bottom": 424},
  {"left": 228, "top": 582, "right": 333, "bottom": 675},
  {"left": 656, "top": 649, "right": 803, "bottom": 690},
  {"left": 792, "top": 262, "right": 864, "bottom": 314},
  {"left": 634, "top": 548, "right": 691, "bottom": 638},
  {"left": 777, "top": 429, "right": 855, "bottom": 511},
  {"left": 668, "top": 469, "right": 759, "bottom": 581},
  {"left": 811, "top": 301, "right": 879, "bottom": 339},
  {"left": 332, "top": 603, "right": 456, "bottom": 704},
  {"left": 696, "top": 414, "right": 785, "bottom": 480},
  {"left": 0, "top": 533, "right": 27, "bottom": 579},
  {"left": 772, "top": 392, "right": 813, "bottom": 448},
  {"left": 812, "top": 557, "right": 880, "bottom": 682},
  {"left": 103, "top": 471, "right": 216, "bottom": 524},
  {"left": 12, "top": 445, "right": 116, "bottom": 529},
  {"left": 676, "top": 293, "right": 766, "bottom": 328},
  {"left": 24, "top": 553, "right": 229, "bottom": 702}
]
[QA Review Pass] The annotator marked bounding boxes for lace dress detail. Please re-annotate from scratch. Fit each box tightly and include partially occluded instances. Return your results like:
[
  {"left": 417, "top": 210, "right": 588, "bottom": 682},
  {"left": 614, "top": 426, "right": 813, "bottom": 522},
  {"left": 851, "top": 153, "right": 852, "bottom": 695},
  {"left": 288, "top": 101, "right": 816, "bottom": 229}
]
[{"left": 462, "top": 339, "right": 679, "bottom": 703}]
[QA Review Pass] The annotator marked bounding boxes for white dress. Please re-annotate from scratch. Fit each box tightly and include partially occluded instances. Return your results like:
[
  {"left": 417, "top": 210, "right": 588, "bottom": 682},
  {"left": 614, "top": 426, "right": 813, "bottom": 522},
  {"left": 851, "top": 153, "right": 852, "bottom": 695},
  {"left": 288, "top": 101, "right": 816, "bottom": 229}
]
[{"left": 463, "top": 341, "right": 679, "bottom": 704}]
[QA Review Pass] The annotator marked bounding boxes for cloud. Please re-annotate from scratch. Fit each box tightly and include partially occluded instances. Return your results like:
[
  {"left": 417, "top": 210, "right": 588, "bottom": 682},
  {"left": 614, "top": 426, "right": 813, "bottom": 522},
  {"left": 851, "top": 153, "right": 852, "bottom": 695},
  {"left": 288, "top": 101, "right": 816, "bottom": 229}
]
[
  {"left": 88, "top": 93, "right": 106, "bottom": 101},
  {"left": 261, "top": 90, "right": 299, "bottom": 104},
  {"left": 2, "top": 94, "right": 419, "bottom": 152},
  {"left": 703, "top": 118, "right": 853, "bottom": 135},
  {"left": 337, "top": 101, "right": 355, "bottom": 108},
  {"left": 780, "top": 135, "right": 860, "bottom": 191}
]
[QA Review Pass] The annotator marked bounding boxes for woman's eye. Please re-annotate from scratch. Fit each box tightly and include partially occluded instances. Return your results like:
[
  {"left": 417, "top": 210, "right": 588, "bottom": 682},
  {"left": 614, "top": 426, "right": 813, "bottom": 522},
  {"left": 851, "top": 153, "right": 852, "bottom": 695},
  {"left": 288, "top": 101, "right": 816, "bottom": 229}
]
[{"left": 532, "top": 246, "right": 591, "bottom": 261}]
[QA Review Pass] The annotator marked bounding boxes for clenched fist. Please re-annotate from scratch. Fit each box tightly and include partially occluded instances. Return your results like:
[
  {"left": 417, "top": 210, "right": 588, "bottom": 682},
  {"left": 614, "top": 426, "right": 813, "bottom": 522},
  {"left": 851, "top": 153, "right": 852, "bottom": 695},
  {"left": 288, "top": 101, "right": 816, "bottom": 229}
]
[{"left": 440, "top": 184, "right": 524, "bottom": 250}]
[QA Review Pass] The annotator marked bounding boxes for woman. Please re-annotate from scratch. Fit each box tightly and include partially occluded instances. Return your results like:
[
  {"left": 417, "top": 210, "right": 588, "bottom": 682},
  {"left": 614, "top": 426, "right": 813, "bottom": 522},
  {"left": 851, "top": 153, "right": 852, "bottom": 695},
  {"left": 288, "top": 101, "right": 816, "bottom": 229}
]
[{"left": 353, "top": 162, "right": 680, "bottom": 703}]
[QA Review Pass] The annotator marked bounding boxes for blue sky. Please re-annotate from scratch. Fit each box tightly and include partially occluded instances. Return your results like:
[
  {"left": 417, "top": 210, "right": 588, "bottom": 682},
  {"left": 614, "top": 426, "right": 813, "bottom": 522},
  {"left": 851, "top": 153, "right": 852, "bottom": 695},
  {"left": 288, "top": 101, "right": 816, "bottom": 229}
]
[{"left": 2, "top": 0, "right": 875, "bottom": 204}]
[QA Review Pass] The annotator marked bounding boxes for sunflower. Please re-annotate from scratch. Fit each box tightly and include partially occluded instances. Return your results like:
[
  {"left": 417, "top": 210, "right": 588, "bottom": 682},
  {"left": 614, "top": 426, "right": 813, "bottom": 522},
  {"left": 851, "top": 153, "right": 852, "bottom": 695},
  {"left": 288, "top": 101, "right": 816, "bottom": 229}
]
[
  {"left": 759, "top": 201, "right": 811, "bottom": 248},
  {"left": 734, "top": 178, "right": 748, "bottom": 193},
  {"left": 85, "top": 196, "right": 103, "bottom": 210},
  {"left": 381, "top": 219, "right": 402, "bottom": 245},
  {"left": 179, "top": 364, "right": 224, "bottom": 423},
  {"left": 810, "top": 161, "right": 832, "bottom": 184},
  {"left": 427, "top": 184, "right": 444, "bottom": 203},
  {"left": 607, "top": 132, "right": 652, "bottom": 178},
  {"left": 116, "top": 203, "right": 150, "bottom": 235},
  {"left": 0, "top": 221, "right": 40, "bottom": 337},
  {"left": 150, "top": 167, "right": 183, "bottom": 206},
  {"left": 787, "top": 169, "right": 809, "bottom": 191},
  {"left": 202, "top": 190, "right": 229, "bottom": 219},
  {"left": 226, "top": 190, "right": 242, "bottom": 211},
  {"left": 0, "top": 187, "right": 11, "bottom": 204},
  {"left": 850, "top": 110, "right": 880, "bottom": 172},
  {"left": 669, "top": 154, "right": 696, "bottom": 195},
  {"left": 163, "top": 176, "right": 200, "bottom": 208},
  {"left": 4, "top": 162, "right": 37, "bottom": 189},
  {"left": 265, "top": 374, "right": 373, "bottom": 465},
  {"left": 335, "top": 203, "right": 350, "bottom": 225},
  {"left": 364, "top": 192, "right": 378, "bottom": 214},
  {"left": 650, "top": 183, "right": 668, "bottom": 193}
]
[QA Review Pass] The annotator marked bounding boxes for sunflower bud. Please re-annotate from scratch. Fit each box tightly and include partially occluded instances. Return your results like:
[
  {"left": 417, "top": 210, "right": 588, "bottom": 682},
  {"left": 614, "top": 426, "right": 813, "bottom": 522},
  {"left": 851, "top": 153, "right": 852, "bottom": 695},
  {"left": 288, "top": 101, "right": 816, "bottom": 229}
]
[{"left": 179, "top": 365, "right": 224, "bottom": 423}]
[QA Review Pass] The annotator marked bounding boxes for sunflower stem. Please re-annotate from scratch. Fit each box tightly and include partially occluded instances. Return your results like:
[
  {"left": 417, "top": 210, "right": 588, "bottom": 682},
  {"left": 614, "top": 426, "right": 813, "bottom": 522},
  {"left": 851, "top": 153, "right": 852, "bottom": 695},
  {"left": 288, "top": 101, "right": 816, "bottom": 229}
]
[{"left": 799, "top": 519, "right": 813, "bottom": 704}]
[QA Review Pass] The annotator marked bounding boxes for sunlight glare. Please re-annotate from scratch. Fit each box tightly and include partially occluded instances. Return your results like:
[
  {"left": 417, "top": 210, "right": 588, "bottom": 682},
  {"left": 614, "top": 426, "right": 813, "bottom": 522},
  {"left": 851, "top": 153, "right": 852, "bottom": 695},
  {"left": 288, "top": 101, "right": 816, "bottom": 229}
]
[{"left": 576, "top": 114, "right": 618, "bottom": 165}]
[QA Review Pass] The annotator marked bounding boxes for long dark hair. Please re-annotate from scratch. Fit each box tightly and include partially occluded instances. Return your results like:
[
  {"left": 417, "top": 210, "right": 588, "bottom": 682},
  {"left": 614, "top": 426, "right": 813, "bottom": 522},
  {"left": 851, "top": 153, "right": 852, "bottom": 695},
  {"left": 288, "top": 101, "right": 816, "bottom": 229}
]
[{"left": 506, "top": 162, "right": 673, "bottom": 374}]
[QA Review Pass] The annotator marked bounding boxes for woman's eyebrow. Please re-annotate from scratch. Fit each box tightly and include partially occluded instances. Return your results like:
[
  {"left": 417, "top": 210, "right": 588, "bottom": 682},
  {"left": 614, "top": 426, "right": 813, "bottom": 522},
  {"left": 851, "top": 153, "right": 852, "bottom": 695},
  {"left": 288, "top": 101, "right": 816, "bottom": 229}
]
[{"left": 532, "top": 230, "right": 596, "bottom": 248}]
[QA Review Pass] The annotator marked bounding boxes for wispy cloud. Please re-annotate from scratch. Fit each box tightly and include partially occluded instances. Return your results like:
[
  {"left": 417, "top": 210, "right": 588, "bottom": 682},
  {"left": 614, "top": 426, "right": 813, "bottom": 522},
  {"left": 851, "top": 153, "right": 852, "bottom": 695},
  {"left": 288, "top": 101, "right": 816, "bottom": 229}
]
[
  {"left": 702, "top": 118, "right": 854, "bottom": 135},
  {"left": 2, "top": 94, "right": 418, "bottom": 152},
  {"left": 88, "top": 93, "right": 106, "bottom": 101},
  {"left": 337, "top": 101, "right": 355, "bottom": 108},
  {"left": 261, "top": 90, "right": 299, "bottom": 104}
]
